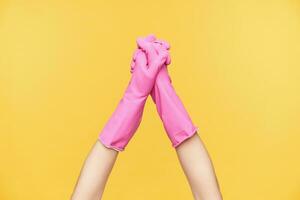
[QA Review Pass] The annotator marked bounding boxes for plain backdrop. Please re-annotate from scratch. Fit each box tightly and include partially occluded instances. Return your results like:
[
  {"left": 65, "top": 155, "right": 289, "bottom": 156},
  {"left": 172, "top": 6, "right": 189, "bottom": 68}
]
[{"left": 1, "top": 0, "right": 300, "bottom": 199}]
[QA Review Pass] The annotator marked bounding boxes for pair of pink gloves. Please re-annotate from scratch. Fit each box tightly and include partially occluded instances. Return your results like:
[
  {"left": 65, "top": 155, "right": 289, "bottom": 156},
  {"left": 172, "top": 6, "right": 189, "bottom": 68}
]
[{"left": 98, "top": 35, "right": 198, "bottom": 151}]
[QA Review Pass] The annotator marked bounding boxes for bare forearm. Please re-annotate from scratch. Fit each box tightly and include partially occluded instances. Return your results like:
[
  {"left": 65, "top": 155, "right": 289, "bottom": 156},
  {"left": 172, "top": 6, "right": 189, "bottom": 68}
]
[
  {"left": 176, "top": 134, "right": 222, "bottom": 200},
  {"left": 71, "top": 140, "right": 118, "bottom": 200}
]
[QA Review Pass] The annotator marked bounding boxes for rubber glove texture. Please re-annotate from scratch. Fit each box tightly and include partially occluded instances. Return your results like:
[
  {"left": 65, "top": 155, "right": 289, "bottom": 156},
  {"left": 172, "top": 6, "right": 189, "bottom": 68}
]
[
  {"left": 98, "top": 35, "right": 168, "bottom": 151},
  {"left": 138, "top": 39, "right": 198, "bottom": 148}
]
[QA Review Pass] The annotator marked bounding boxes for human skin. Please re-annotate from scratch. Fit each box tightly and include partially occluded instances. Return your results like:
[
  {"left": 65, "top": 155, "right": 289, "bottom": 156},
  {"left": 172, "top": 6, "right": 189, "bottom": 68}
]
[
  {"left": 71, "top": 37, "right": 222, "bottom": 199},
  {"left": 71, "top": 135, "right": 222, "bottom": 200},
  {"left": 71, "top": 141, "right": 118, "bottom": 200},
  {"left": 176, "top": 133, "right": 223, "bottom": 200}
]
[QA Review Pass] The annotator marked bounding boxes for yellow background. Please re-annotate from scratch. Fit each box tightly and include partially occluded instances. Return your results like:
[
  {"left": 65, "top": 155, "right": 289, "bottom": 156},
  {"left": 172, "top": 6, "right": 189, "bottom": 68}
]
[{"left": 1, "top": 0, "right": 300, "bottom": 199}]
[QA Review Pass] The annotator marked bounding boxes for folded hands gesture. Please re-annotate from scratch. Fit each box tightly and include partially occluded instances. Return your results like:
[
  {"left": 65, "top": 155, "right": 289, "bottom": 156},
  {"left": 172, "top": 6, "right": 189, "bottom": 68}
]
[{"left": 99, "top": 34, "right": 197, "bottom": 151}]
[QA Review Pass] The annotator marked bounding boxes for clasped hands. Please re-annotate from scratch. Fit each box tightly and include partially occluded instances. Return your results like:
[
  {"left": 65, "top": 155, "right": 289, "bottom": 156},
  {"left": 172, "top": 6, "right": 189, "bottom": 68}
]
[{"left": 99, "top": 34, "right": 197, "bottom": 151}]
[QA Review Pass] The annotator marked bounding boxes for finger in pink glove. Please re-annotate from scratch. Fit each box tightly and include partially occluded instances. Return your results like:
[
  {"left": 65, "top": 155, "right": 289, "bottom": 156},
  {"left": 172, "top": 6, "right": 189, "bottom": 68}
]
[
  {"left": 137, "top": 39, "right": 198, "bottom": 148},
  {"left": 98, "top": 35, "right": 168, "bottom": 151}
]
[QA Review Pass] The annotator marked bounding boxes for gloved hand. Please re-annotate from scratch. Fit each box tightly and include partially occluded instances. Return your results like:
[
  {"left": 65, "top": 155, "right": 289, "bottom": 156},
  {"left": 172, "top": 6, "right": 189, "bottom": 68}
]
[
  {"left": 138, "top": 39, "right": 198, "bottom": 148},
  {"left": 98, "top": 35, "right": 168, "bottom": 151}
]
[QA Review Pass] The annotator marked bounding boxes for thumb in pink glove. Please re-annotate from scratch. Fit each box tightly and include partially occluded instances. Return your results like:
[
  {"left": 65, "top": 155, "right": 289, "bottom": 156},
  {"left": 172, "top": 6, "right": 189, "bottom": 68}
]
[{"left": 98, "top": 35, "right": 168, "bottom": 151}]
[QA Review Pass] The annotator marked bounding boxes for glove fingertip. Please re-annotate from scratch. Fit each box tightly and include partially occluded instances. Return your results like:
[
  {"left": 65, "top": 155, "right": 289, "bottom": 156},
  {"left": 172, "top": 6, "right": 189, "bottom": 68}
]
[
  {"left": 145, "top": 34, "right": 156, "bottom": 42},
  {"left": 137, "top": 37, "right": 151, "bottom": 48},
  {"left": 166, "top": 54, "right": 171, "bottom": 65},
  {"left": 130, "top": 60, "right": 135, "bottom": 73},
  {"left": 154, "top": 39, "right": 170, "bottom": 50},
  {"left": 132, "top": 49, "right": 140, "bottom": 60}
]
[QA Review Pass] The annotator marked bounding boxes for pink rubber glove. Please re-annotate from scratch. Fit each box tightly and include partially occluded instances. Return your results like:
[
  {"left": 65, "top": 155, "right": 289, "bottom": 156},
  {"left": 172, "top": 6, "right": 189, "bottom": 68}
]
[
  {"left": 139, "top": 39, "right": 198, "bottom": 148},
  {"left": 98, "top": 35, "right": 168, "bottom": 151}
]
